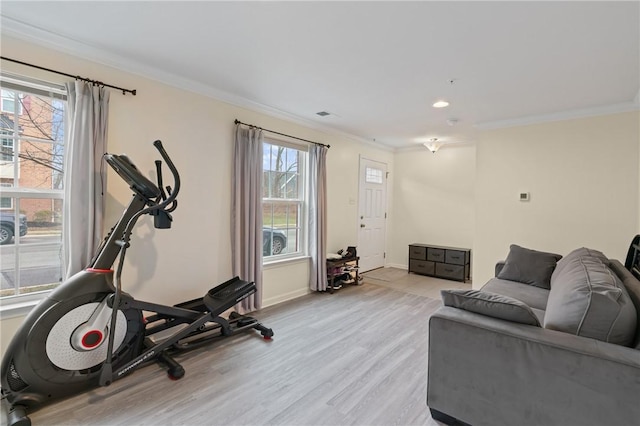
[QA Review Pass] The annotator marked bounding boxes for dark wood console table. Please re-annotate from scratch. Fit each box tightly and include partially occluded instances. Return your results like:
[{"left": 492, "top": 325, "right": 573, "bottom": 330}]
[{"left": 408, "top": 244, "right": 470, "bottom": 282}]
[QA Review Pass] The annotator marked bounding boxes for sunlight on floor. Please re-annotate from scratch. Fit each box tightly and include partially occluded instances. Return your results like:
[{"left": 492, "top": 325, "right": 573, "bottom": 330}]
[{"left": 362, "top": 267, "right": 472, "bottom": 300}]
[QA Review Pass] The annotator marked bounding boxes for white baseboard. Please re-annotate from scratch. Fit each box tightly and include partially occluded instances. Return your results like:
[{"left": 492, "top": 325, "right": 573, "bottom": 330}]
[
  {"left": 385, "top": 263, "right": 407, "bottom": 270},
  {"left": 262, "top": 288, "right": 310, "bottom": 308}
]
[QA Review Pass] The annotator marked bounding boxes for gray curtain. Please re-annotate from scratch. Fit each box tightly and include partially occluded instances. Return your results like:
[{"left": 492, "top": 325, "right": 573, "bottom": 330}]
[
  {"left": 309, "top": 144, "right": 328, "bottom": 291},
  {"left": 232, "top": 124, "right": 264, "bottom": 312},
  {"left": 62, "top": 81, "right": 109, "bottom": 279}
]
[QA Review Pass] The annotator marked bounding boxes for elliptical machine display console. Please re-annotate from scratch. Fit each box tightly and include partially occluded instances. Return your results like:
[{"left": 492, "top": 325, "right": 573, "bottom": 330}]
[{"left": 0, "top": 140, "right": 273, "bottom": 426}]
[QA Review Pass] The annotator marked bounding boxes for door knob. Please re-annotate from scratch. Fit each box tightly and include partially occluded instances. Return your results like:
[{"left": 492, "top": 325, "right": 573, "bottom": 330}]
[{"left": 360, "top": 224, "right": 365, "bottom": 228}]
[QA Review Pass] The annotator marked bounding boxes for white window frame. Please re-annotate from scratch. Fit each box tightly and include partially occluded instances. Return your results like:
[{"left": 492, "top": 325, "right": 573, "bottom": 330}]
[
  {"left": 0, "top": 74, "right": 67, "bottom": 319},
  {"left": 262, "top": 137, "right": 308, "bottom": 264}
]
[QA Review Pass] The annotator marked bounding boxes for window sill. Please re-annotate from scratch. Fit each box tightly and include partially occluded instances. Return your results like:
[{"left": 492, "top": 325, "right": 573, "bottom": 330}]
[
  {"left": 263, "top": 255, "right": 310, "bottom": 270},
  {"left": 0, "top": 291, "right": 50, "bottom": 320}
]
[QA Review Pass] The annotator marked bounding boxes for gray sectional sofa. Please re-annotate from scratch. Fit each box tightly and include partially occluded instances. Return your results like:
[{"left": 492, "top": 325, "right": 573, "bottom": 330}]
[{"left": 427, "top": 245, "right": 640, "bottom": 426}]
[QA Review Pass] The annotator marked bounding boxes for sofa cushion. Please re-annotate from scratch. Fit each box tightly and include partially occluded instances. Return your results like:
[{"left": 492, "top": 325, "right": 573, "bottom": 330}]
[
  {"left": 482, "top": 278, "right": 550, "bottom": 310},
  {"left": 441, "top": 289, "right": 541, "bottom": 326},
  {"left": 544, "top": 256, "right": 637, "bottom": 346},
  {"left": 497, "top": 245, "right": 562, "bottom": 289},
  {"left": 608, "top": 259, "right": 640, "bottom": 348},
  {"left": 551, "top": 247, "right": 609, "bottom": 285}
]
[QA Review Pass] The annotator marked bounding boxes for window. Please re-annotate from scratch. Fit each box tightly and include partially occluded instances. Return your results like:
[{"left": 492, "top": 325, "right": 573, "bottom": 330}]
[
  {"left": 0, "top": 76, "right": 67, "bottom": 300},
  {"left": 1, "top": 131, "right": 13, "bottom": 161},
  {"left": 1, "top": 90, "right": 22, "bottom": 114},
  {"left": 365, "top": 166, "right": 383, "bottom": 184},
  {"left": 0, "top": 183, "right": 12, "bottom": 208},
  {"left": 262, "top": 139, "right": 307, "bottom": 260}
]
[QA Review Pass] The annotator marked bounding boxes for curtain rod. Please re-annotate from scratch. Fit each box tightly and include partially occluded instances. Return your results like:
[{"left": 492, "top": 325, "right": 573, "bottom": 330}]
[
  {"left": 234, "top": 119, "right": 330, "bottom": 148},
  {"left": 1, "top": 56, "right": 137, "bottom": 96}
]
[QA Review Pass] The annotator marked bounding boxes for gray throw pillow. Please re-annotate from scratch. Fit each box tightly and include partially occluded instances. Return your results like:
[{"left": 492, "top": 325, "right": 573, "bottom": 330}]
[
  {"left": 441, "top": 289, "right": 541, "bottom": 326},
  {"left": 497, "top": 244, "right": 562, "bottom": 289}
]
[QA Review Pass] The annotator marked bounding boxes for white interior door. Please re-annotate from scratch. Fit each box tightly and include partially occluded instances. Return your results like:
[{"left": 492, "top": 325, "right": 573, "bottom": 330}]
[{"left": 357, "top": 158, "right": 387, "bottom": 272}]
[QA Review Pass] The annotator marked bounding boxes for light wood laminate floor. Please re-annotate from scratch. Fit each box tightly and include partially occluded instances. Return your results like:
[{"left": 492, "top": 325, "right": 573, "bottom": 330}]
[{"left": 6, "top": 271, "right": 468, "bottom": 425}]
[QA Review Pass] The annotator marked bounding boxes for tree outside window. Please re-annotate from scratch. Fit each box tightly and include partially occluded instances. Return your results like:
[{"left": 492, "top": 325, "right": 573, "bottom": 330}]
[{"left": 0, "top": 81, "right": 66, "bottom": 298}]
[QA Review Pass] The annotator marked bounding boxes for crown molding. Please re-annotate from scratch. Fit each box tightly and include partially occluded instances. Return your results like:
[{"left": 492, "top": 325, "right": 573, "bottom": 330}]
[
  {"left": 475, "top": 101, "right": 640, "bottom": 131},
  {"left": 1, "top": 16, "right": 391, "bottom": 151}
]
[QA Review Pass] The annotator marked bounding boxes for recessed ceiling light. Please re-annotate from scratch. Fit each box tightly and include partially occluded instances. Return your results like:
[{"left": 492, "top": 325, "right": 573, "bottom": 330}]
[{"left": 433, "top": 101, "right": 449, "bottom": 108}]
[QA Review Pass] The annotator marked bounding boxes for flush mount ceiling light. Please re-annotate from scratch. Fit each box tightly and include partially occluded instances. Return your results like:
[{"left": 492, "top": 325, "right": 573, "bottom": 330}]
[
  {"left": 432, "top": 100, "right": 449, "bottom": 108},
  {"left": 423, "top": 138, "right": 443, "bottom": 153},
  {"left": 316, "top": 111, "right": 330, "bottom": 117}
]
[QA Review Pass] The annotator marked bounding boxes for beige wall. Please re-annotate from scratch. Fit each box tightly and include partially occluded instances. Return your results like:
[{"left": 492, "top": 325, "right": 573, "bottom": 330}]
[
  {"left": 474, "top": 111, "right": 640, "bottom": 286},
  {"left": 388, "top": 144, "right": 476, "bottom": 270},
  {"left": 0, "top": 36, "right": 393, "bottom": 354}
]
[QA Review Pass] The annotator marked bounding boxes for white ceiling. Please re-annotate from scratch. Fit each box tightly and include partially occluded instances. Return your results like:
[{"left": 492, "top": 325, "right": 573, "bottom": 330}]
[{"left": 1, "top": 1, "right": 639, "bottom": 150}]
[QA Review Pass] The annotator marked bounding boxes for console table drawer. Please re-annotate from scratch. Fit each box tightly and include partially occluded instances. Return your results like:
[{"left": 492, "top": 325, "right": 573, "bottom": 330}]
[
  {"left": 427, "top": 248, "right": 445, "bottom": 262},
  {"left": 445, "top": 250, "right": 468, "bottom": 265},
  {"left": 435, "top": 263, "right": 466, "bottom": 281},
  {"left": 409, "top": 246, "right": 427, "bottom": 260},
  {"left": 409, "top": 259, "right": 435, "bottom": 275}
]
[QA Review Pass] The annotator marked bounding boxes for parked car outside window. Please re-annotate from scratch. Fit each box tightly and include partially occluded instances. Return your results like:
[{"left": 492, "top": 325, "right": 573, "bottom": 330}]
[
  {"left": 0, "top": 212, "right": 28, "bottom": 245},
  {"left": 263, "top": 227, "right": 287, "bottom": 256}
]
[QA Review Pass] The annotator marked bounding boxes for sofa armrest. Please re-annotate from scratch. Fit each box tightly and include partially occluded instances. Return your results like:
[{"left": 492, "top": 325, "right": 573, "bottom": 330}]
[
  {"left": 494, "top": 261, "right": 505, "bottom": 277},
  {"left": 427, "top": 306, "right": 640, "bottom": 426}
]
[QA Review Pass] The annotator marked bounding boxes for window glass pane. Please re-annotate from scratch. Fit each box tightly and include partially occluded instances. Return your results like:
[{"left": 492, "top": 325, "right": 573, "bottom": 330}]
[
  {"left": 262, "top": 202, "right": 274, "bottom": 228},
  {"left": 0, "top": 79, "right": 66, "bottom": 298},
  {"left": 1, "top": 132, "right": 14, "bottom": 162},
  {"left": 1, "top": 90, "right": 16, "bottom": 113},
  {"left": 286, "top": 203, "right": 299, "bottom": 228},
  {"left": 0, "top": 197, "right": 63, "bottom": 296},
  {"left": 0, "top": 184, "right": 12, "bottom": 208},
  {"left": 273, "top": 171, "right": 285, "bottom": 198},
  {"left": 17, "top": 140, "right": 65, "bottom": 190},
  {"left": 285, "top": 172, "right": 297, "bottom": 198},
  {"left": 365, "top": 166, "right": 383, "bottom": 184}
]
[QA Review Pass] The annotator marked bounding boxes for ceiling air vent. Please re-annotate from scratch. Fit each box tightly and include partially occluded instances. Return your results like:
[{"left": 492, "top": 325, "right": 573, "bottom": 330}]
[{"left": 316, "top": 111, "right": 330, "bottom": 117}]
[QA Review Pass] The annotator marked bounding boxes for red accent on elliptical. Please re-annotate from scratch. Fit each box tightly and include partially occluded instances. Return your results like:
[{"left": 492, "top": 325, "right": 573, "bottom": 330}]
[
  {"left": 86, "top": 268, "right": 113, "bottom": 273},
  {"left": 81, "top": 330, "right": 104, "bottom": 349}
]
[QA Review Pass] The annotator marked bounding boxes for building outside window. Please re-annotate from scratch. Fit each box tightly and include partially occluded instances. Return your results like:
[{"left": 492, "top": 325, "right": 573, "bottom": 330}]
[
  {"left": 1, "top": 90, "right": 21, "bottom": 114},
  {"left": 262, "top": 139, "right": 307, "bottom": 261},
  {"left": 1, "top": 129, "right": 14, "bottom": 161},
  {"left": 0, "top": 75, "right": 66, "bottom": 300}
]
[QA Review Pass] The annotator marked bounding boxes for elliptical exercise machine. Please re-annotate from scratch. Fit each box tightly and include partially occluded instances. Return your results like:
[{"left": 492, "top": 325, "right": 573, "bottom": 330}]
[{"left": 1, "top": 140, "right": 273, "bottom": 426}]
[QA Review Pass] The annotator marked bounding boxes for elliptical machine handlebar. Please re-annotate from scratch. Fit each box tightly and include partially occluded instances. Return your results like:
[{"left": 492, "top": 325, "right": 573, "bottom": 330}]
[
  {"left": 91, "top": 140, "right": 180, "bottom": 269},
  {"left": 151, "top": 140, "right": 180, "bottom": 213}
]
